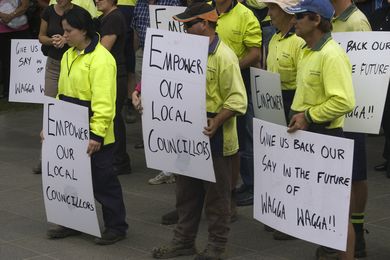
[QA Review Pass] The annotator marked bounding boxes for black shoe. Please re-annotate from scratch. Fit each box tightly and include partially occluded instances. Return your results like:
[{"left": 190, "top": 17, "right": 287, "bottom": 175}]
[
  {"left": 32, "top": 161, "right": 42, "bottom": 174},
  {"left": 273, "top": 230, "right": 297, "bottom": 240},
  {"left": 315, "top": 246, "right": 338, "bottom": 260},
  {"left": 47, "top": 226, "right": 81, "bottom": 239},
  {"left": 355, "top": 229, "right": 368, "bottom": 258},
  {"left": 113, "top": 163, "right": 132, "bottom": 175},
  {"left": 134, "top": 142, "right": 144, "bottom": 149},
  {"left": 264, "top": 225, "right": 274, "bottom": 232},
  {"left": 94, "top": 230, "right": 126, "bottom": 245},
  {"left": 374, "top": 161, "right": 388, "bottom": 171},
  {"left": 236, "top": 189, "right": 253, "bottom": 206},
  {"left": 161, "top": 209, "right": 179, "bottom": 225},
  {"left": 235, "top": 184, "right": 249, "bottom": 194}
]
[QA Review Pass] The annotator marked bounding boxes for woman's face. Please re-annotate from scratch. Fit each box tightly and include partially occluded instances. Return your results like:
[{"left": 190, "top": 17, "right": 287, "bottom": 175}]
[
  {"left": 95, "top": 0, "right": 114, "bottom": 13},
  {"left": 62, "top": 19, "right": 87, "bottom": 49}
]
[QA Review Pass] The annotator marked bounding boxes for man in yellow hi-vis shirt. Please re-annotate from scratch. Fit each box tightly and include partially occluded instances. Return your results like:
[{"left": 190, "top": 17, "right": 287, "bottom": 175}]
[{"left": 287, "top": 0, "right": 356, "bottom": 259}]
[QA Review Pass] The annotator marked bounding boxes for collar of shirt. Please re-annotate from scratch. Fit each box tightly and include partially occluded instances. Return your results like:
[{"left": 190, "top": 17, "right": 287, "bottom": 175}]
[
  {"left": 333, "top": 3, "right": 358, "bottom": 22},
  {"left": 209, "top": 34, "right": 220, "bottom": 54},
  {"left": 310, "top": 32, "right": 332, "bottom": 51}
]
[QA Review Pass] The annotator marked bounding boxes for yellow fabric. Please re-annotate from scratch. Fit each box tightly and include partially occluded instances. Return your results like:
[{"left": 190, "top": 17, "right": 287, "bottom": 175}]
[
  {"left": 49, "top": 0, "right": 101, "bottom": 17},
  {"left": 332, "top": 4, "right": 371, "bottom": 32},
  {"left": 267, "top": 32, "right": 305, "bottom": 90},
  {"left": 216, "top": 2, "right": 262, "bottom": 60},
  {"left": 245, "top": 0, "right": 267, "bottom": 9},
  {"left": 291, "top": 37, "right": 355, "bottom": 128},
  {"left": 58, "top": 43, "right": 117, "bottom": 145},
  {"left": 118, "top": 0, "right": 136, "bottom": 6},
  {"left": 207, "top": 40, "right": 248, "bottom": 156}
]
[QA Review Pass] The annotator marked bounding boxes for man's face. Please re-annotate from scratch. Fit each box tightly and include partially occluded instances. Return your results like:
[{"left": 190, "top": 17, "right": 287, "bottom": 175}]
[
  {"left": 184, "top": 19, "right": 204, "bottom": 35},
  {"left": 293, "top": 12, "right": 318, "bottom": 38},
  {"left": 267, "top": 3, "right": 291, "bottom": 31}
]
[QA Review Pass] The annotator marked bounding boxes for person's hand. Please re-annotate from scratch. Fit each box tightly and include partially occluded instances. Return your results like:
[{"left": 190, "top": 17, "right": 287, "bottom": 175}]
[
  {"left": 87, "top": 140, "right": 101, "bottom": 156},
  {"left": 52, "top": 34, "right": 66, "bottom": 48},
  {"left": 287, "top": 112, "right": 309, "bottom": 133},
  {"left": 40, "top": 130, "right": 44, "bottom": 143},
  {"left": 0, "top": 12, "right": 13, "bottom": 23},
  {"left": 203, "top": 117, "right": 219, "bottom": 138},
  {"left": 132, "top": 91, "right": 143, "bottom": 114}
]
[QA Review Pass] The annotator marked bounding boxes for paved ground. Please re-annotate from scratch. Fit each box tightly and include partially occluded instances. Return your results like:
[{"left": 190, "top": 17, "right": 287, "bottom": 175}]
[{"left": 1, "top": 106, "right": 390, "bottom": 260}]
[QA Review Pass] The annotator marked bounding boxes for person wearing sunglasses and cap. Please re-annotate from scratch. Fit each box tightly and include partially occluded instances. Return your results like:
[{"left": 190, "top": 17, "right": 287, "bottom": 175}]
[
  {"left": 151, "top": 2, "right": 247, "bottom": 259},
  {"left": 286, "top": 0, "right": 356, "bottom": 259}
]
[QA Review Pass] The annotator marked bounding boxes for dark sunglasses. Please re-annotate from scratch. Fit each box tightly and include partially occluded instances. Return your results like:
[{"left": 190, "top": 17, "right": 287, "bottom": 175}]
[
  {"left": 184, "top": 19, "right": 204, "bottom": 29},
  {"left": 295, "top": 12, "right": 314, "bottom": 20}
]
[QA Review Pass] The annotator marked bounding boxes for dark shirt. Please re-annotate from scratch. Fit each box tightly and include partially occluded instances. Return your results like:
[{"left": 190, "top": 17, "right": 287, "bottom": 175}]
[
  {"left": 369, "top": 6, "right": 390, "bottom": 31},
  {"left": 41, "top": 4, "right": 82, "bottom": 60},
  {"left": 98, "top": 8, "right": 127, "bottom": 76},
  {"left": 132, "top": 0, "right": 181, "bottom": 48}
]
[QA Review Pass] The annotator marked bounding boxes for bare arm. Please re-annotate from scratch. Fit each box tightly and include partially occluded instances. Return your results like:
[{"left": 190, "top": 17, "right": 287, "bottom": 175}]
[{"left": 239, "top": 46, "right": 261, "bottom": 69}]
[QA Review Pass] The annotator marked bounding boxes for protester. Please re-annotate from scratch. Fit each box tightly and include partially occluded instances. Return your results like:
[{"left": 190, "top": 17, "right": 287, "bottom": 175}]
[
  {"left": 131, "top": 0, "right": 181, "bottom": 180},
  {"left": 329, "top": 0, "right": 371, "bottom": 258},
  {"left": 151, "top": 3, "right": 247, "bottom": 259},
  {"left": 96, "top": 0, "right": 132, "bottom": 176},
  {"left": 117, "top": 0, "right": 138, "bottom": 124},
  {"left": 371, "top": 0, "right": 390, "bottom": 178},
  {"left": 260, "top": 0, "right": 304, "bottom": 241},
  {"left": 286, "top": 0, "right": 356, "bottom": 259},
  {"left": 212, "top": 0, "right": 262, "bottom": 207},
  {"left": 31, "top": 0, "right": 83, "bottom": 175},
  {"left": 0, "top": 0, "right": 31, "bottom": 99},
  {"left": 46, "top": 7, "right": 128, "bottom": 245}
]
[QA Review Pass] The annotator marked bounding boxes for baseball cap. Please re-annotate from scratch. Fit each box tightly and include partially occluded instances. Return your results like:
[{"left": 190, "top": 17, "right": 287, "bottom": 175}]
[
  {"left": 173, "top": 2, "right": 218, "bottom": 23},
  {"left": 286, "top": 0, "right": 335, "bottom": 20},
  {"left": 258, "top": 0, "right": 300, "bottom": 14}
]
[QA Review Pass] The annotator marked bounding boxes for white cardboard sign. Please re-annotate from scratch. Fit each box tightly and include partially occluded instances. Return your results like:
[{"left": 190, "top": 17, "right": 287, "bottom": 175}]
[
  {"left": 253, "top": 118, "right": 354, "bottom": 251},
  {"left": 332, "top": 32, "right": 390, "bottom": 134},
  {"left": 149, "top": 5, "right": 186, "bottom": 32},
  {"left": 9, "top": 39, "right": 46, "bottom": 103},
  {"left": 42, "top": 97, "right": 100, "bottom": 237},
  {"left": 141, "top": 28, "right": 215, "bottom": 182},
  {"left": 251, "top": 67, "right": 287, "bottom": 126}
]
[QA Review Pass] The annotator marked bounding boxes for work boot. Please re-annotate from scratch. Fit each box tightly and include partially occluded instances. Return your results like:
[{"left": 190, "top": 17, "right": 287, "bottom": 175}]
[
  {"left": 194, "top": 245, "right": 226, "bottom": 260},
  {"left": 273, "top": 230, "right": 296, "bottom": 240},
  {"left": 94, "top": 229, "right": 126, "bottom": 245},
  {"left": 152, "top": 240, "right": 196, "bottom": 259},
  {"left": 315, "top": 246, "right": 339, "bottom": 260},
  {"left": 47, "top": 226, "right": 80, "bottom": 239}
]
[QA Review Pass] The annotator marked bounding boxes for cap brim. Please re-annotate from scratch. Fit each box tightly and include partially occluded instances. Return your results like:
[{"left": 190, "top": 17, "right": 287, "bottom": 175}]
[
  {"left": 285, "top": 5, "right": 309, "bottom": 15},
  {"left": 173, "top": 9, "right": 218, "bottom": 23},
  {"left": 260, "top": 0, "right": 297, "bottom": 15}
]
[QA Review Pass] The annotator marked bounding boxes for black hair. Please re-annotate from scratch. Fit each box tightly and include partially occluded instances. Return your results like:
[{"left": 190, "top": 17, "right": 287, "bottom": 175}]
[{"left": 62, "top": 8, "right": 96, "bottom": 39}]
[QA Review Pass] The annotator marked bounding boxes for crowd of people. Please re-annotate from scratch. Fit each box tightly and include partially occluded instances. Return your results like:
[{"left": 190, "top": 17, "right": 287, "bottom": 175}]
[{"left": 1, "top": 0, "right": 390, "bottom": 259}]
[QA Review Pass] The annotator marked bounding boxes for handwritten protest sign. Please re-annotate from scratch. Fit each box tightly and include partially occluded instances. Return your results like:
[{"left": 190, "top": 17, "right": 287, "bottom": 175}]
[
  {"left": 9, "top": 39, "right": 46, "bottom": 104},
  {"left": 250, "top": 67, "right": 286, "bottom": 126},
  {"left": 149, "top": 5, "right": 186, "bottom": 32},
  {"left": 253, "top": 118, "right": 354, "bottom": 251},
  {"left": 141, "top": 28, "right": 215, "bottom": 182},
  {"left": 333, "top": 32, "right": 390, "bottom": 134},
  {"left": 42, "top": 97, "right": 100, "bottom": 237}
]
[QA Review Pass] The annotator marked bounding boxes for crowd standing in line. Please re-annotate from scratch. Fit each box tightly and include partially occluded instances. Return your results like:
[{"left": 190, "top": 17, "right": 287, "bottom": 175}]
[{"left": 1, "top": 0, "right": 390, "bottom": 260}]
